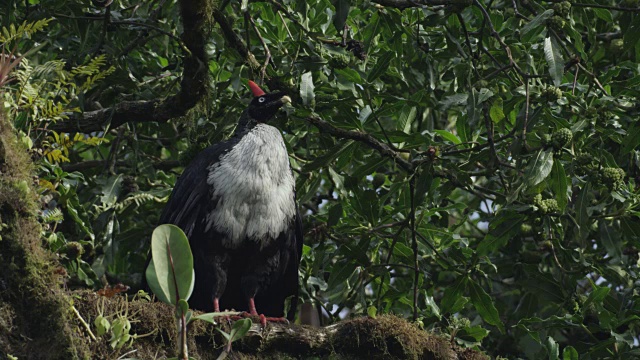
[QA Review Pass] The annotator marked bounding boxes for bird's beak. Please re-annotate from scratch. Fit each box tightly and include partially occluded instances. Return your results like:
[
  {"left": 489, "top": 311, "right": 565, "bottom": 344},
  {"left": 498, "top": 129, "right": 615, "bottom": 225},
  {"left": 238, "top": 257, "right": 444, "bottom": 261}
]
[{"left": 280, "top": 95, "right": 292, "bottom": 105}]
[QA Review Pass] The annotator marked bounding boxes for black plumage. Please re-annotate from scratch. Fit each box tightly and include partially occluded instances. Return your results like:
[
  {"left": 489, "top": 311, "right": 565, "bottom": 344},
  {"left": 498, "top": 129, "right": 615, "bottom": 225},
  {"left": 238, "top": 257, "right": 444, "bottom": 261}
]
[{"left": 158, "top": 81, "right": 302, "bottom": 320}]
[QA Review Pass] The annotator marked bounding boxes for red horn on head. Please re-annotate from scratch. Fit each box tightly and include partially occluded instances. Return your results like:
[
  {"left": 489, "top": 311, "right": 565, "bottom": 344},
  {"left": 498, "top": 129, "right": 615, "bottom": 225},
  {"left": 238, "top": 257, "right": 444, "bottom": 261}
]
[{"left": 248, "top": 80, "right": 266, "bottom": 97}]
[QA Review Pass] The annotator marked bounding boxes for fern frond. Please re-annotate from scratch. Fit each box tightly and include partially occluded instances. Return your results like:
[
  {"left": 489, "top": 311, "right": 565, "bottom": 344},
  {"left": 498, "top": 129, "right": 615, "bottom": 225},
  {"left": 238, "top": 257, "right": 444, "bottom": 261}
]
[
  {"left": 41, "top": 208, "right": 64, "bottom": 223},
  {"left": 115, "top": 193, "right": 165, "bottom": 211},
  {"left": 32, "top": 60, "right": 65, "bottom": 80},
  {"left": 71, "top": 55, "right": 107, "bottom": 76},
  {"left": 80, "top": 66, "right": 115, "bottom": 91},
  {"left": 44, "top": 148, "right": 70, "bottom": 163},
  {"left": 0, "top": 19, "right": 52, "bottom": 44}
]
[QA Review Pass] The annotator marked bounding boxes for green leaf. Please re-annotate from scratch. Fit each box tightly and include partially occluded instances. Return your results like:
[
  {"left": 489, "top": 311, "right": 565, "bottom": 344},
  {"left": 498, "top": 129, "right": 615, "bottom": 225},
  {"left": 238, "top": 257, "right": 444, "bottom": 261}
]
[
  {"left": 468, "top": 281, "right": 505, "bottom": 333},
  {"left": 550, "top": 160, "right": 568, "bottom": 210},
  {"left": 490, "top": 98, "right": 505, "bottom": 124},
  {"left": 300, "top": 72, "right": 315, "bottom": 107},
  {"left": 562, "top": 346, "right": 578, "bottom": 360},
  {"left": 398, "top": 105, "right": 417, "bottom": 134},
  {"left": 544, "top": 37, "right": 564, "bottom": 87},
  {"left": 332, "top": 0, "right": 350, "bottom": 32},
  {"left": 302, "top": 140, "right": 354, "bottom": 172},
  {"left": 423, "top": 294, "right": 441, "bottom": 319},
  {"left": 100, "top": 174, "right": 123, "bottom": 207},
  {"left": 521, "top": 9, "right": 553, "bottom": 42},
  {"left": 367, "top": 305, "right": 377, "bottom": 318},
  {"left": 546, "top": 336, "right": 559, "bottom": 360},
  {"left": 441, "top": 276, "right": 468, "bottom": 314},
  {"left": 434, "top": 129, "right": 461, "bottom": 144},
  {"left": 230, "top": 318, "right": 252, "bottom": 342},
  {"left": 367, "top": 51, "right": 395, "bottom": 82},
  {"left": 478, "top": 212, "right": 524, "bottom": 255},
  {"left": 467, "top": 88, "right": 479, "bottom": 126},
  {"left": 327, "top": 261, "right": 357, "bottom": 290},
  {"left": 623, "top": 15, "right": 640, "bottom": 52},
  {"left": 574, "top": 183, "right": 590, "bottom": 242},
  {"left": 621, "top": 125, "right": 640, "bottom": 154},
  {"left": 583, "top": 285, "right": 610, "bottom": 310},
  {"left": 177, "top": 299, "right": 189, "bottom": 317},
  {"left": 191, "top": 311, "right": 242, "bottom": 325},
  {"left": 146, "top": 224, "right": 194, "bottom": 305},
  {"left": 591, "top": 8, "right": 612, "bottom": 23},
  {"left": 599, "top": 222, "right": 622, "bottom": 261},
  {"left": 524, "top": 149, "right": 554, "bottom": 189},
  {"left": 413, "top": 165, "right": 433, "bottom": 207}
]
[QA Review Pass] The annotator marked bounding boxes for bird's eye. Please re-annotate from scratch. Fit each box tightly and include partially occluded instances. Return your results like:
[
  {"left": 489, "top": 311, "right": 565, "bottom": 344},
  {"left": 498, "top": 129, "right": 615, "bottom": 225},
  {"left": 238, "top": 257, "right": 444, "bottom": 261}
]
[{"left": 258, "top": 97, "right": 265, "bottom": 103}]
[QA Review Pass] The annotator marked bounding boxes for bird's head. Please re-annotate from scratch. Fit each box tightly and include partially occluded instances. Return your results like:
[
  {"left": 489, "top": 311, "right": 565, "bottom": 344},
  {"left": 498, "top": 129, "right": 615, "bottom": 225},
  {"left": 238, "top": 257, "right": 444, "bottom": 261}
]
[{"left": 247, "top": 80, "right": 291, "bottom": 123}]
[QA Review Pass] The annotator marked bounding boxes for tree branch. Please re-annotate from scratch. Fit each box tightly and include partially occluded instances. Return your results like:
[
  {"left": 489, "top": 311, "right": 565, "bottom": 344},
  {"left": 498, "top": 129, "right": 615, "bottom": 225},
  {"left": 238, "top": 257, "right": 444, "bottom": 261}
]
[
  {"left": 61, "top": 159, "right": 181, "bottom": 172},
  {"left": 212, "top": 8, "right": 261, "bottom": 71},
  {"left": 372, "top": 0, "right": 471, "bottom": 10},
  {"left": 52, "top": 0, "right": 211, "bottom": 133},
  {"left": 305, "top": 115, "right": 413, "bottom": 172}
]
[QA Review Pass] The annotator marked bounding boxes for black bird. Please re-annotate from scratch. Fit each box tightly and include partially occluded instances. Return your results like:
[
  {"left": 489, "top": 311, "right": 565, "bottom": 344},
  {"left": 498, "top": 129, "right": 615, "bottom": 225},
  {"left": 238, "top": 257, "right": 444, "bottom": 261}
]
[{"left": 159, "top": 81, "right": 302, "bottom": 321}]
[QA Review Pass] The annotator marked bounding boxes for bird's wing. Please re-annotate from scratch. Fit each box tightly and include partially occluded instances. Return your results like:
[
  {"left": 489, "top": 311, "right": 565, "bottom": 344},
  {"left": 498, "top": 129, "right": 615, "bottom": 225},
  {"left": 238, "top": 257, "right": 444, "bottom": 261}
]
[
  {"left": 284, "top": 207, "right": 304, "bottom": 320},
  {"left": 159, "top": 141, "right": 234, "bottom": 240}
]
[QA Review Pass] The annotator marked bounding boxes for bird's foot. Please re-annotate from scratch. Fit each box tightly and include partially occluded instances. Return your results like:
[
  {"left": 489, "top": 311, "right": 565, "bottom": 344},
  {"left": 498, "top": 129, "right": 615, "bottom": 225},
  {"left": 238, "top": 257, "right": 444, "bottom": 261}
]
[{"left": 233, "top": 312, "right": 288, "bottom": 327}]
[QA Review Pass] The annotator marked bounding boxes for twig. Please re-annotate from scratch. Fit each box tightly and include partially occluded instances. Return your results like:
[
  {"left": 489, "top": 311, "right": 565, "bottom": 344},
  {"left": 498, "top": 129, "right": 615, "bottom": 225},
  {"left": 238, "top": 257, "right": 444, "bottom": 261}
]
[
  {"left": 111, "top": 20, "right": 189, "bottom": 53},
  {"left": 212, "top": 8, "right": 261, "bottom": 71},
  {"left": 72, "top": 305, "right": 97, "bottom": 341},
  {"left": 523, "top": 78, "right": 530, "bottom": 143},
  {"left": 441, "top": 128, "right": 516, "bottom": 156},
  {"left": 246, "top": 14, "right": 273, "bottom": 82},
  {"left": 60, "top": 159, "right": 181, "bottom": 172},
  {"left": 473, "top": 0, "right": 542, "bottom": 80},
  {"left": 305, "top": 115, "right": 413, "bottom": 172},
  {"left": 571, "top": 3, "right": 640, "bottom": 12},
  {"left": 572, "top": 65, "right": 579, "bottom": 95},
  {"left": 577, "top": 63, "right": 609, "bottom": 96},
  {"left": 53, "top": 0, "right": 210, "bottom": 133},
  {"left": 372, "top": 0, "right": 472, "bottom": 10},
  {"left": 409, "top": 176, "right": 419, "bottom": 321},
  {"left": 384, "top": 222, "right": 409, "bottom": 264}
]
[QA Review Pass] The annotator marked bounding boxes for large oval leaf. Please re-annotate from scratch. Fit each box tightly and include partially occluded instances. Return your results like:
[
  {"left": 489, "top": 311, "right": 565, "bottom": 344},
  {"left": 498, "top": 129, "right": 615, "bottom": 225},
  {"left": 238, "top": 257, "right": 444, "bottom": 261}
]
[
  {"left": 145, "top": 224, "right": 194, "bottom": 305},
  {"left": 524, "top": 149, "right": 554, "bottom": 189}
]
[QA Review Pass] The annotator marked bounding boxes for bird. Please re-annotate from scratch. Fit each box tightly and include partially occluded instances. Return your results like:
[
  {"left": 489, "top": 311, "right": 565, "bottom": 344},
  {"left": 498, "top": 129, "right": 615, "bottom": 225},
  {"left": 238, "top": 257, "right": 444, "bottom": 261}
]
[{"left": 158, "top": 80, "right": 302, "bottom": 322}]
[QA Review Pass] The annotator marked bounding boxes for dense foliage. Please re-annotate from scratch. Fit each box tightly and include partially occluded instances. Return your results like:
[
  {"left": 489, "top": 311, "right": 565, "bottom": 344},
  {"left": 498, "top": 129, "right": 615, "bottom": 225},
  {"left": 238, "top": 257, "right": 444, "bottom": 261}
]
[{"left": 2, "top": 0, "right": 640, "bottom": 358}]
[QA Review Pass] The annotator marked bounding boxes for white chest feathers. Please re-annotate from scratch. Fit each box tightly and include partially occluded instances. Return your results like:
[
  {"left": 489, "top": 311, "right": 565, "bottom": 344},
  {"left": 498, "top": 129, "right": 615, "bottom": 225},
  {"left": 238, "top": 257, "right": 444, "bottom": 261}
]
[{"left": 206, "top": 124, "right": 296, "bottom": 249}]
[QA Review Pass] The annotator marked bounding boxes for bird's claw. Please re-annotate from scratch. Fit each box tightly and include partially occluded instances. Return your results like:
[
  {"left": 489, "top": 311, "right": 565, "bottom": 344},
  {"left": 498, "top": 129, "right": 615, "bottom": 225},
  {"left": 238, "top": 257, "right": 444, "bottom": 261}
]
[{"left": 232, "top": 312, "right": 288, "bottom": 327}]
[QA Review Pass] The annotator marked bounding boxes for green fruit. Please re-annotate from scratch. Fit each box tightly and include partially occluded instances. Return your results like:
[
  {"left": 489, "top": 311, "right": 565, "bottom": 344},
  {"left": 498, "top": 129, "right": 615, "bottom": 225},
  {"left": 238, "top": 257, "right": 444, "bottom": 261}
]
[
  {"left": 520, "top": 223, "right": 533, "bottom": 235},
  {"left": 553, "top": 1, "right": 571, "bottom": 18},
  {"left": 601, "top": 167, "right": 625, "bottom": 190},
  {"left": 536, "top": 198, "right": 559, "bottom": 214},
  {"left": 585, "top": 107, "right": 598, "bottom": 118},
  {"left": 329, "top": 54, "right": 350, "bottom": 69},
  {"left": 551, "top": 128, "right": 573, "bottom": 150},
  {"left": 610, "top": 39, "right": 624, "bottom": 55},
  {"left": 533, "top": 193, "right": 543, "bottom": 207},
  {"left": 543, "top": 86, "right": 563, "bottom": 101},
  {"left": 542, "top": 199, "right": 559, "bottom": 213},
  {"left": 548, "top": 15, "right": 566, "bottom": 30}
]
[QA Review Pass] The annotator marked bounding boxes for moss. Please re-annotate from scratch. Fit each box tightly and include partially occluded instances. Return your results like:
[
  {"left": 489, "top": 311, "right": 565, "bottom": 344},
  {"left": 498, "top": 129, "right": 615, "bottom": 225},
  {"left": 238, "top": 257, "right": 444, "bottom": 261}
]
[
  {"left": 332, "top": 315, "right": 489, "bottom": 360},
  {"left": 0, "top": 110, "right": 89, "bottom": 359}
]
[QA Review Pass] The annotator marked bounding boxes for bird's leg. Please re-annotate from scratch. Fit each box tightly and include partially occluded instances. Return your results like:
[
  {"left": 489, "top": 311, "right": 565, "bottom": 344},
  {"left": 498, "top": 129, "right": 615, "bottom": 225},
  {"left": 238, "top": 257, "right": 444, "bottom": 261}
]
[
  {"left": 240, "top": 298, "right": 288, "bottom": 326},
  {"left": 213, "top": 297, "right": 235, "bottom": 325},
  {"left": 247, "top": 297, "right": 259, "bottom": 316}
]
